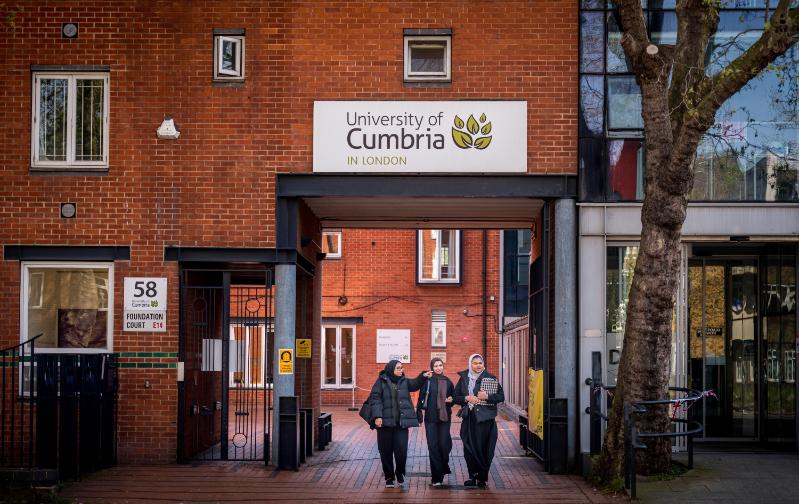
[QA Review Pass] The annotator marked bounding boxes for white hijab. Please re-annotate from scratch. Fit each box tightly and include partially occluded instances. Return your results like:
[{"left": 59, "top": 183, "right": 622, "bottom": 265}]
[{"left": 467, "top": 353, "right": 484, "bottom": 396}]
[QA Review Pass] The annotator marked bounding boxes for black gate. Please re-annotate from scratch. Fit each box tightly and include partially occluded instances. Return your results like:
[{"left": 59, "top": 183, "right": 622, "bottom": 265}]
[
  {"left": 178, "top": 269, "right": 273, "bottom": 462},
  {"left": 1, "top": 335, "right": 117, "bottom": 481}
]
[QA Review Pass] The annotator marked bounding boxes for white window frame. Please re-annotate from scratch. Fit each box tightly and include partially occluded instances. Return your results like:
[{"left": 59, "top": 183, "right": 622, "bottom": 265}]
[
  {"left": 431, "top": 310, "right": 447, "bottom": 347},
  {"left": 214, "top": 35, "right": 245, "bottom": 80},
  {"left": 20, "top": 261, "right": 114, "bottom": 354},
  {"left": 417, "top": 229, "right": 461, "bottom": 284},
  {"left": 321, "top": 325, "right": 356, "bottom": 389},
  {"left": 228, "top": 324, "right": 269, "bottom": 389},
  {"left": 31, "top": 72, "right": 110, "bottom": 170},
  {"left": 322, "top": 230, "right": 342, "bottom": 259},
  {"left": 404, "top": 35, "right": 451, "bottom": 82}
]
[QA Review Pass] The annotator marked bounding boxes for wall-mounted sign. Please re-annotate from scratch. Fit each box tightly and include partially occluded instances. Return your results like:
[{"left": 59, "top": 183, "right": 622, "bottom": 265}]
[
  {"left": 296, "top": 339, "right": 312, "bottom": 358},
  {"left": 430, "top": 351, "right": 446, "bottom": 363},
  {"left": 376, "top": 329, "right": 411, "bottom": 363},
  {"left": 279, "top": 348, "right": 294, "bottom": 374},
  {"left": 123, "top": 277, "right": 167, "bottom": 332},
  {"left": 313, "top": 101, "right": 527, "bottom": 173}
]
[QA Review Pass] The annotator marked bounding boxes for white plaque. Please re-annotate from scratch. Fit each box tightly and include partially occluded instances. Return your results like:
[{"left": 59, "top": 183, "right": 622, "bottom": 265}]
[
  {"left": 123, "top": 277, "right": 167, "bottom": 332},
  {"left": 376, "top": 329, "right": 411, "bottom": 363}
]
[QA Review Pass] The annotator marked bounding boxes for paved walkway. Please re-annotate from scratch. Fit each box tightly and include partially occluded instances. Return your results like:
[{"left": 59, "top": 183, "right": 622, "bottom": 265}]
[
  {"left": 60, "top": 407, "right": 613, "bottom": 503},
  {"left": 638, "top": 449, "right": 799, "bottom": 503}
]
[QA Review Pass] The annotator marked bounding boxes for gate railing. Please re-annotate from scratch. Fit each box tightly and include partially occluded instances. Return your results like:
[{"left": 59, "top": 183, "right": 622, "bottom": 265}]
[{"left": 1, "top": 334, "right": 117, "bottom": 481}]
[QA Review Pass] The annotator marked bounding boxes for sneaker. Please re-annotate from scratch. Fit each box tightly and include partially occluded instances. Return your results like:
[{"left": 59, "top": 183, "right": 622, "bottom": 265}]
[
  {"left": 464, "top": 479, "right": 477, "bottom": 487},
  {"left": 396, "top": 474, "right": 404, "bottom": 485},
  {"left": 477, "top": 480, "right": 488, "bottom": 488},
  {"left": 432, "top": 482, "right": 443, "bottom": 487},
  {"left": 385, "top": 479, "right": 395, "bottom": 488}
]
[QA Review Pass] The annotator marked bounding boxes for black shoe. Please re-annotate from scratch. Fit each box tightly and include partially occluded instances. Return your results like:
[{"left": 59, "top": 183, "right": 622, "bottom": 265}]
[
  {"left": 464, "top": 479, "right": 477, "bottom": 487},
  {"left": 477, "top": 480, "right": 487, "bottom": 488},
  {"left": 396, "top": 473, "right": 405, "bottom": 485},
  {"left": 385, "top": 479, "right": 395, "bottom": 488}
]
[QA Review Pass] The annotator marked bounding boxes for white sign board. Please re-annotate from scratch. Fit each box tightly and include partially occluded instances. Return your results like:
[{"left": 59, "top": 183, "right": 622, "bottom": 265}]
[
  {"left": 123, "top": 277, "right": 167, "bottom": 332},
  {"left": 314, "top": 101, "right": 527, "bottom": 173},
  {"left": 376, "top": 329, "right": 411, "bottom": 363}
]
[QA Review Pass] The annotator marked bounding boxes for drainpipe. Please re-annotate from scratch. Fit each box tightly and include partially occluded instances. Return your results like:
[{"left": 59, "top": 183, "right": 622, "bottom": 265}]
[{"left": 483, "top": 230, "right": 488, "bottom": 361}]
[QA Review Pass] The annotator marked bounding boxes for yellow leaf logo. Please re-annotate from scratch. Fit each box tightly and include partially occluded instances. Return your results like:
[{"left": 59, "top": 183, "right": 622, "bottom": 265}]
[{"left": 452, "top": 112, "right": 492, "bottom": 150}]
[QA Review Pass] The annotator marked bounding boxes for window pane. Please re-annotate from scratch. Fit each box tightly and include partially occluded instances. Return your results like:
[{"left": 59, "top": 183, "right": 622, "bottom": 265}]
[
  {"left": 250, "top": 326, "right": 264, "bottom": 386},
  {"left": 517, "top": 257, "right": 529, "bottom": 285},
  {"left": 38, "top": 79, "right": 68, "bottom": 162},
  {"left": 581, "top": 12, "right": 604, "bottom": 73},
  {"left": 322, "top": 232, "right": 340, "bottom": 256},
  {"left": 75, "top": 79, "right": 105, "bottom": 162},
  {"left": 580, "top": 76, "right": 604, "bottom": 137},
  {"left": 581, "top": 0, "right": 605, "bottom": 7},
  {"left": 608, "top": 76, "right": 644, "bottom": 130},
  {"left": 606, "top": 246, "right": 639, "bottom": 386},
  {"left": 650, "top": 11, "right": 677, "bottom": 46},
  {"left": 420, "top": 230, "right": 439, "bottom": 280},
  {"left": 324, "top": 327, "right": 337, "bottom": 385},
  {"left": 580, "top": 138, "right": 605, "bottom": 201},
  {"left": 439, "top": 230, "right": 456, "bottom": 279},
  {"left": 27, "top": 267, "right": 109, "bottom": 349},
  {"left": 607, "top": 11, "right": 629, "bottom": 73},
  {"left": 222, "top": 39, "right": 237, "bottom": 71},
  {"left": 340, "top": 328, "right": 353, "bottom": 385},
  {"left": 607, "top": 140, "right": 644, "bottom": 201},
  {"left": 419, "top": 230, "right": 459, "bottom": 282},
  {"left": 410, "top": 45, "right": 446, "bottom": 73},
  {"left": 517, "top": 230, "right": 531, "bottom": 254}
]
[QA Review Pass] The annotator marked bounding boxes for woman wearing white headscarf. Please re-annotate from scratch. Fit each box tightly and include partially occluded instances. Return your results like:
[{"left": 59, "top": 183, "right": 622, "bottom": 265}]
[{"left": 452, "top": 353, "right": 504, "bottom": 488}]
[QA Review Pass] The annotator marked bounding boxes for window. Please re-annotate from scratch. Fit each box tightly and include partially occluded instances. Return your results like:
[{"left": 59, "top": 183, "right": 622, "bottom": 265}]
[
  {"left": 229, "top": 324, "right": 267, "bottom": 388},
  {"left": 21, "top": 262, "right": 113, "bottom": 353},
  {"left": 418, "top": 230, "right": 461, "bottom": 284},
  {"left": 404, "top": 34, "right": 451, "bottom": 82},
  {"left": 322, "top": 230, "right": 342, "bottom": 259},
  {"left": 213, "top": 32, "right": 245, "bottom": 81},
  {"left": 322, "top": 325, "right": 355, "bottom": 388},
  {"left": 32, "top": 72, "right": 109, "bottom": 170},
  {"left": 431, "top": 310, "right": 446, "bottom": 347}
]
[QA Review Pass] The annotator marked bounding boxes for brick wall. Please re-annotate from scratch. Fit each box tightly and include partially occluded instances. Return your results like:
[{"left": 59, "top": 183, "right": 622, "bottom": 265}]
[
  {"left": 320, "top": 229, "right": 502, "bottom": 406},
  {"left": 0, "top": 0, "right": 576, "bottom": 462}
]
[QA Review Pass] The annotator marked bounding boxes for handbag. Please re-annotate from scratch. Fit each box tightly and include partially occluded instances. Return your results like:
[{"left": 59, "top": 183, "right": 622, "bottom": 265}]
[
  {"left": 358, "top": 400, "right": 372, "bottom": 424},
  {"left": 416, "top": 381, "right": 430, "bottom": 423}
]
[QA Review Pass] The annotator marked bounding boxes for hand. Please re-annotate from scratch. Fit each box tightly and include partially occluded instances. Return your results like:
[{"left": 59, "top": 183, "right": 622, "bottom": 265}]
[
  {"left": 375, "top": 418, "right": 383, "bottom": 428},
  {"left": 423, "top": 371, "right": 433, "bottom": 378},
  {"left": 445, "top": 396, "right": 453, "bottom": 404},
  {"left": 477, "top": 390, "right": 488, "bottom": 400},
  {"left": 466, "top": 395, "right": 480, "bottom": 405}
]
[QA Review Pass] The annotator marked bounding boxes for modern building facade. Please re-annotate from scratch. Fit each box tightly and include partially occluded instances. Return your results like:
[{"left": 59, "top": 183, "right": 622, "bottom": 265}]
[{"left": 577, "top": 1, "right": 799, "bottom": 466}]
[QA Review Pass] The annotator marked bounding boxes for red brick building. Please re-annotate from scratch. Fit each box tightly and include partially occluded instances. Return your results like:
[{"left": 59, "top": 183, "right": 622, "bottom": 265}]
[
  {"left": 320, "top": 229, "right": 502, "bottom": 407},
  {"left": 0, "top": 0, "right": 578, "bottom": 473}
]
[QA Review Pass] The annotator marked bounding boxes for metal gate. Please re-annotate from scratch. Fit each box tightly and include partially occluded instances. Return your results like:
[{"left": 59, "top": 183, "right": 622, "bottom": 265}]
[{"left": 178, "top": 269, "right": 273, "bottom": 462}]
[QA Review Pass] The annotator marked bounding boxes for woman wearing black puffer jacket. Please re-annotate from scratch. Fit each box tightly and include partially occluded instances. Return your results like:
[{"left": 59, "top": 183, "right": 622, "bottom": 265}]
[{"left": 368, "top": 360, "right": 432, "bottom": 488}]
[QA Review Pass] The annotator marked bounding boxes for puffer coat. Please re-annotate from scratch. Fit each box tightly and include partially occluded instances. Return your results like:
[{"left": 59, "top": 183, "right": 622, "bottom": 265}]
[{"left": 368, "top": 370, "right": 427, "bottom": 428}]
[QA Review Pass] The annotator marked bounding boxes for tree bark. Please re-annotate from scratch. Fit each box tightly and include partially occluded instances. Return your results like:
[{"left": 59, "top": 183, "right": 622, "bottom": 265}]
[{"left": 595, "top": 0, "right": 799, "bottom": 486}]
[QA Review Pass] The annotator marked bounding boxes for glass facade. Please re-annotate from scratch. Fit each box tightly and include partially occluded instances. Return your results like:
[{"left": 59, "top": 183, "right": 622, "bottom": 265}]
[{"left": 579, "top": 2, "right": 799, "bottom": 202}]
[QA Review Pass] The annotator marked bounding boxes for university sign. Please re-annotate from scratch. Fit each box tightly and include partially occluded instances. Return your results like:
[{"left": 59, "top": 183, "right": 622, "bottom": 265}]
[{"left": 313, "top": 101, "right": 527, "bottom": 173}]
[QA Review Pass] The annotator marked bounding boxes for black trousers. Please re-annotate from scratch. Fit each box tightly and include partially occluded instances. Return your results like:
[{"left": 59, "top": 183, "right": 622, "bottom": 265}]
[
  {"left": 460, "top": 413, "right": 498, "bottom": 482},
  {"left": 424, "top": 420, "right": 452, "bottom": 483},
  {"left": 376, "top": 426, "right": 409, "bottom": 480}
]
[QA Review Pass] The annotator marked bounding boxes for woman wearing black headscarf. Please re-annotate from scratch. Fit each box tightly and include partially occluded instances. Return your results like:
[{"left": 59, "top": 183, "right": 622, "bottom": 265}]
[
  {"left": 453, "top": 353, "right": 504, "bottom": 488},
  {"left": 368, "top": 360, "right": 431, "bottom": 488},
  {"left": 419, "top": 357, "right": 455, "bottom": 486}
]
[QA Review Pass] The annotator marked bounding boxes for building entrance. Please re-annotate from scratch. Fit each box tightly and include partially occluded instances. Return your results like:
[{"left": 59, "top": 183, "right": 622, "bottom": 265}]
[{"left": 687, "top": 249, "right": 796, "bottom": 446}]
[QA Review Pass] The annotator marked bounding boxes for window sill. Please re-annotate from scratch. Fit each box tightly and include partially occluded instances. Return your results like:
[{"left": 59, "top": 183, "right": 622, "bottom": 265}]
[
  {"left": 213, "top": 79, "right": 245, "bottom": 87},
  {"left": 30, "top": 166, "right": 108, "bottom": 176},
  {"left": 321, "top": 385, "right": 355, "bottom": 390},
  {"left": 403, "top": 80, "right": 452, "bottom": 88}
]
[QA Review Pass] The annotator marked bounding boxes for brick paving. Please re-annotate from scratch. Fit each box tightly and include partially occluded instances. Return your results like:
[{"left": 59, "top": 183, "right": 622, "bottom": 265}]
[{"left": 60, "top": 407, "right": 614, "bottom": 503}]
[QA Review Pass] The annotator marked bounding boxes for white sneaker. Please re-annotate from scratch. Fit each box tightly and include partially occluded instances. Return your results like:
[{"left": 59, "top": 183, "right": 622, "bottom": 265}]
[{"left": 432, "top": 482, "right": 443, "bottom": 487}]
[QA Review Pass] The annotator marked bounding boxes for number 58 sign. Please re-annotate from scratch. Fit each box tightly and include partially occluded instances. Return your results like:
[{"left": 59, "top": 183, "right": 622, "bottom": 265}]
[{"left": 124, "top": 278, "right": 168, "bottom": 332}]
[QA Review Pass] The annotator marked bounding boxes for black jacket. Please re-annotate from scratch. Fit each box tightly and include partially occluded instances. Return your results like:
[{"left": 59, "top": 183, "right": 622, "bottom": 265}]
[
  {"left": 452, "top": 370, "right": 505, "bottom": 423},
  {"left": 368, "top": 370, "right": 426, "bottom": 428},
  {"left": 420, "top": 376, "right": 455, "bottom": 423}
]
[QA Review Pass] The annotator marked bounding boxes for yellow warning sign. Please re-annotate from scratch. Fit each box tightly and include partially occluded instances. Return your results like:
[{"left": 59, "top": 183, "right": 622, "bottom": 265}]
[
  {"left": 296, "top": 339, "right": 311, "bottom": 358},
  {"left": 279, "top": 348, "right": 293, "bottom": 374}
]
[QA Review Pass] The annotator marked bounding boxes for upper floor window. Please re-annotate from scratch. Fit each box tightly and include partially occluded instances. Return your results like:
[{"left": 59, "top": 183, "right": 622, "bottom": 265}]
[
  {"left": 404, "top": 30, "right": 451, "bottom": 83},
  {"left": 322, "top": 230, "right": 342, "bottom": 259},
  {"left": 21, "top": 262, "right": 113, "bottom": 353},
  {"left": 32, "top": 72, "right": 109, "bottom": 170},
  {"left": 418, "top": 230, "right": 460, "bottom": 284},
  {"left": 213, "top": 30, "right": 245, "bottom": 81}
]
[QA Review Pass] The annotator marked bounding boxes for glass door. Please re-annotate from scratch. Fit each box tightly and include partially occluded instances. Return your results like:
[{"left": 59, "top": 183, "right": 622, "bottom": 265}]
[{"left": 688, "top": 259, "right": 758, "bottom": 439}]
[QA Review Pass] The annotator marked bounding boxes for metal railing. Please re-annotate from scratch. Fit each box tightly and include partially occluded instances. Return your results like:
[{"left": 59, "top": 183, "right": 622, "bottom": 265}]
[
  {"left": 1, "top": 333, "right": 42, "bottom": 470},
  {"left": 585, "top": 379, "right": 704, "bottom": 500}
]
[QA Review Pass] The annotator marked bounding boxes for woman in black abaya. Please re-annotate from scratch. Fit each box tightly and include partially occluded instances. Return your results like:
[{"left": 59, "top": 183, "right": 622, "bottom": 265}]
[
  {"left": 453, "top": 353, "right": 505, "bottom": 488},
  {"left": 419, "top": 357, "right": 455, "bottom": 486}
]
